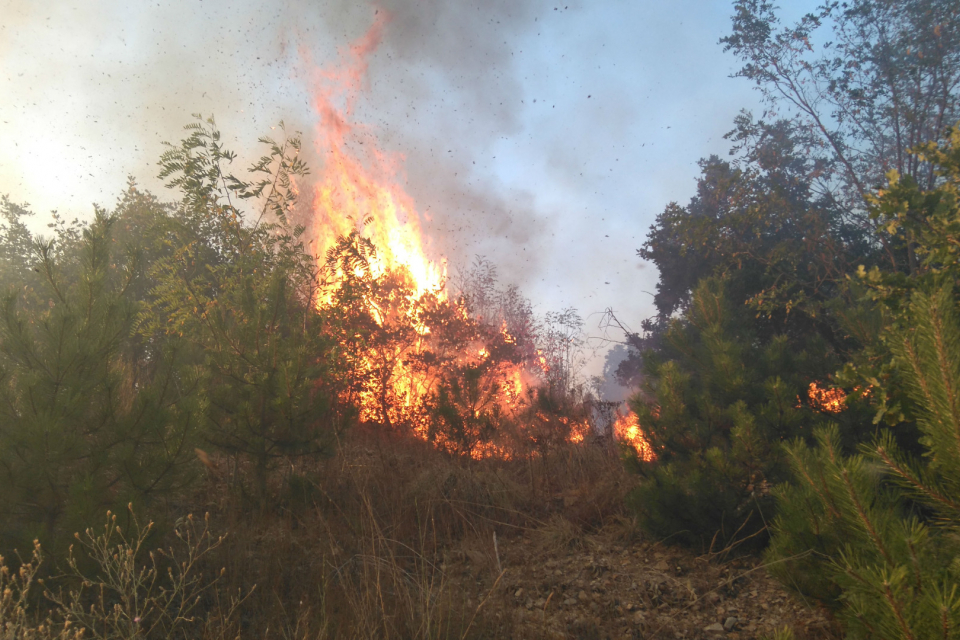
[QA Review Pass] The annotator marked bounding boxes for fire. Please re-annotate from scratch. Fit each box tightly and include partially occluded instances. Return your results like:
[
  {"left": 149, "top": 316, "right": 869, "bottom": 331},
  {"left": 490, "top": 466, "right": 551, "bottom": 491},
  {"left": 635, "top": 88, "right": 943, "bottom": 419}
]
[
  {"left": 613, "top": 410, "right": 655, "bottom": 461},
  {"left": 807, "top": 382, "right": 846, "bottom": 414},
  {"left": 309, "top": 12, "right": 445, "bottom": 301},
  {"left": 304, "top": 17, "right": 595, "bottom": 460}
]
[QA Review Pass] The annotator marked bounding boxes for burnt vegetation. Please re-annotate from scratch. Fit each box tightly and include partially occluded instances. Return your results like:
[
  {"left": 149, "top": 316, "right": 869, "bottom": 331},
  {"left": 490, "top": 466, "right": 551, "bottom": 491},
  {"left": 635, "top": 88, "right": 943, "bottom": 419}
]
[{"left": 4, "top": 0, "right": 960, "bottom": 638}]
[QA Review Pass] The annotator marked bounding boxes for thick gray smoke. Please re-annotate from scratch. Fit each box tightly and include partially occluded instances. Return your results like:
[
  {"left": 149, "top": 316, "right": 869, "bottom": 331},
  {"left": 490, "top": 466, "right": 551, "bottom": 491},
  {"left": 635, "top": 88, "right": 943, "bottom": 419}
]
[
  {"left": 0, "top": 0, "right": 567, "bottom": 285},
  {"left": 290, "top": 0, "right": 571, "bottom": 282},
  {"left": 2, "top": 0, "right": 801, "bottom": 376}
]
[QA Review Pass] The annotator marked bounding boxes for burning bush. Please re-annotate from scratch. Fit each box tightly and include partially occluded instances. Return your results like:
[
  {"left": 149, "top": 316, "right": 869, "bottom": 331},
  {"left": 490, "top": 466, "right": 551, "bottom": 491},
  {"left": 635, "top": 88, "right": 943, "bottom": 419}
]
[{"left": 320, "top": 229, "right": 594, "bottom": 460}]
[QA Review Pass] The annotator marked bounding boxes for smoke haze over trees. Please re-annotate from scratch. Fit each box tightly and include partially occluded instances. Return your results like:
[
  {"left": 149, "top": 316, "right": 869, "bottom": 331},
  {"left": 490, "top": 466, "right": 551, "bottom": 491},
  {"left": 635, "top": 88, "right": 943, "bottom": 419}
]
[{"left": 3, "top": 0, "right": 960, "bottom": 637}]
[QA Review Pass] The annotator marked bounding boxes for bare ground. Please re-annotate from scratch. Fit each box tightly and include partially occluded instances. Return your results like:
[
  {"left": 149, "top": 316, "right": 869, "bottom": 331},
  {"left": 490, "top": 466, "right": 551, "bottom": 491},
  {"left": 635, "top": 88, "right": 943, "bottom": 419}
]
[{"left": 440, "top": 521, "right": 838, "bottom": 640}]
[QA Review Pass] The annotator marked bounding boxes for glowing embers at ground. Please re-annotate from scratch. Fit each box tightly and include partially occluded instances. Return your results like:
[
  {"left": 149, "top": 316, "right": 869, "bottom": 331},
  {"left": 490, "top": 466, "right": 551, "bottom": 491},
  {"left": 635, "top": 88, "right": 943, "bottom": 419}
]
[{"left": 613, "top": 410, "right": 655, "bottom": 462}]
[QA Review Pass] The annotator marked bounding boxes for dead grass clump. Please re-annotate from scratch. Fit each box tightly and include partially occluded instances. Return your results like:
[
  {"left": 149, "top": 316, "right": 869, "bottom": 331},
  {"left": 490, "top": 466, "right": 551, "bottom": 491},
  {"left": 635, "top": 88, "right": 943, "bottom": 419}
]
[
  {"left": 0, "top": 508, "right": 241, "bottom": 640},
  {"left": 405, "top": 462, "right": 526, "bottom": 538},
  {"left": 191, "top": 431, "right": 524, "bottom": 639},
  {"left": 3, "top": 425, "right": 635, "bottom": 639},
  {"left": 535, "top": 514, "right": 587, "bottom": 553}
]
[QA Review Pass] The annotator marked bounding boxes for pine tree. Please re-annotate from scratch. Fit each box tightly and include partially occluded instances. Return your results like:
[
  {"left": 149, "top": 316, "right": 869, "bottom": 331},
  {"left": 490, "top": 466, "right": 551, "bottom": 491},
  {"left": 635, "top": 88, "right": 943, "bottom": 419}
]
[
  {"left": 767, "top": 125, "right": 960, "bottom": 637},
  {"left": 767, "top": 286, "right": 960, "bottom": 638},
  {"left": 0, "top": 213, "right": 196, "bottom": 553},
  {"left": 625, "top": 277, "right": 871, "bottom": 551}
]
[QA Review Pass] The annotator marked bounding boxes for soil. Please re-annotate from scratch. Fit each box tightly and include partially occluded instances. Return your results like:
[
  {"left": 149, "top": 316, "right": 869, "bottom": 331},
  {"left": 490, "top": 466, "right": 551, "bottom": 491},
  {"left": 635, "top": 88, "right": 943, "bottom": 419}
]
[{"left": 444, "top": 526, "right": 839, "bottom": 640}]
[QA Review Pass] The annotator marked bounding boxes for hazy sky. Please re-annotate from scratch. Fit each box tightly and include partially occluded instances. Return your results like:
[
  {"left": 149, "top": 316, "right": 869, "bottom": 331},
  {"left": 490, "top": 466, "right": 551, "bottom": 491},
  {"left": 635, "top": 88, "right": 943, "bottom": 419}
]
[{"left": 0, "top": 0, "right": 815, "bottom": 377}]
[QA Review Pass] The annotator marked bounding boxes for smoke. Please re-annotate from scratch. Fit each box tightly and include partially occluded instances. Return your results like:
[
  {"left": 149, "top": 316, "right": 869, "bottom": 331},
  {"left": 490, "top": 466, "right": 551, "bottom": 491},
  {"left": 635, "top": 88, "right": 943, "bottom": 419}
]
[
  {"left": 287, "top": 0, "right": 568, "bottom": 285},
  {"left": 1, "top": 0, "right": 786, "bottom": 377},
  {"left": 0, "top": 0, "right": 307, "bottom": 215},
  {"left": 1, "top": 0, "right": 572, "bottom": 285}
]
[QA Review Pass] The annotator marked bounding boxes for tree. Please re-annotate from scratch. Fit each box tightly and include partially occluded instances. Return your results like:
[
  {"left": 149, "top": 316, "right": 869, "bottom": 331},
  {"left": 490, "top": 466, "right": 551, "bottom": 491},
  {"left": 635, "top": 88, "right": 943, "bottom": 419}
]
[
  {"left": 640, "top": 118, "right": 873, "bottom": 350},
  {"left": 767, "top": 286, "right": 960, "bottom": 637},
  {"left": 0, "top": 213, "right": 196, "bottom": 552},
  {"left": 625, "top": 0, "right": 960, "bottom": 551},
  {"left": 624, "top": 277, "right": 870, "bottom": 551},
  {"left": 148, "top": 117, "right": 335, "bottom": 506},
  {"left": 723, "top": 0, "right": 960, "bottom": 273},
  {"left": 764, "top": 124, "right": 960, "bottom": 636},
  {"left": 0, "top": 197, "right": 39, "bottom": 295}
]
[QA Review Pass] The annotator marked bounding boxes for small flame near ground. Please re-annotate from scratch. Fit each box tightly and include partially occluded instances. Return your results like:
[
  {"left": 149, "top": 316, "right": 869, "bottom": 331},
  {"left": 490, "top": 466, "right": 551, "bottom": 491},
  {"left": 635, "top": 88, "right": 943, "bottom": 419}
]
[{"left": 612, "top": 410, "right": 655, "bottom": 462}]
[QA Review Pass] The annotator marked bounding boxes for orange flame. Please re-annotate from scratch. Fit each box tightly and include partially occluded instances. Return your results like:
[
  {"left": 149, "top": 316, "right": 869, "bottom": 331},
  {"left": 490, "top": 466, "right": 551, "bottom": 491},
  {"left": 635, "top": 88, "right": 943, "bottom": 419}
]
[
  {"left": 304, "top": 17, "right": 591, "bottom": 459},
  {"left": 613, "top": 410, "right": 655, "bottom": 461},
  {"left": 807, "top": 382, "right": 846, "bottom": 414},
  {"left": 309, "top": 14, "right": 445, "bottom": 299}
]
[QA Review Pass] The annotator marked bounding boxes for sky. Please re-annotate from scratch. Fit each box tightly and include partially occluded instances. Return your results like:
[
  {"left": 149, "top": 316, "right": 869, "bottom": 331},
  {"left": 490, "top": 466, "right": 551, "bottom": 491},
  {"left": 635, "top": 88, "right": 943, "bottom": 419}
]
[{"left": 0, "top": 0, "right": 816, "bottom": 381}]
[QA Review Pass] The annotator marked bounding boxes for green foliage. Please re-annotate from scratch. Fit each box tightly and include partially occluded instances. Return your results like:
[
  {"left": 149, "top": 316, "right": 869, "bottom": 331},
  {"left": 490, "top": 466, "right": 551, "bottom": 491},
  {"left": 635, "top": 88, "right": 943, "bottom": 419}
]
[
  {"left": 625, "top": 277, "right": 866, "bottom": 551},
  {"left": 629, "top": 0, "right": 960, "bottom": 569},
  {"left": 763, "top": 128, "right": 960, "bottom": 637},
  {"left": 767, "top": 285, "right": 960, "bottom": 638},
  {"left": 0, "top": 213, "right": 196, "bottom": 553},
  {"left": 0, "top": 197, "right": 39, "bottom": 296},
  {"left": 639, "top": 119, "right": 874, "bottom": 347},
  {"left": 150, "top": 116, "right": 334, "bottom": 506},
  {"left": 836, "top": 124, "right": 960, "bottom": 428}
]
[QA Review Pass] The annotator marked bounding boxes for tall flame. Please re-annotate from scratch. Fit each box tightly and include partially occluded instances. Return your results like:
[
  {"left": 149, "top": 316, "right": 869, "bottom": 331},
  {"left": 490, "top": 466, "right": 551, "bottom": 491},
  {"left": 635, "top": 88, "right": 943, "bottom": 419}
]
[
  {"left": 309, "top": 14, "right": 445, "bottom": 298},
  {"left": 304, "top": 16, "right": 595, "bottom": 459}
]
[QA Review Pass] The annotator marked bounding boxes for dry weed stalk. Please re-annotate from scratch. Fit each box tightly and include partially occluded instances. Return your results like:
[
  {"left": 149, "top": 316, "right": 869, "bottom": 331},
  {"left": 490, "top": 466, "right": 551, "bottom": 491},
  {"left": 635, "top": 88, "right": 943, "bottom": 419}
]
[
  {"left": 2, "top": 506, "right": 247, "bottom": 640},
  {"left": 1, "top": 542, "right": 83, "bottom": 640}
]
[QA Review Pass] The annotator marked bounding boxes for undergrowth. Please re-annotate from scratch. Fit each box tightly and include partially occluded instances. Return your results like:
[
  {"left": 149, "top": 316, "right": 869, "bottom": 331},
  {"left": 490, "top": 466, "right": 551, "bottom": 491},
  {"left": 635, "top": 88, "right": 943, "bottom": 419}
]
[{"left": 2, "top": 432, "right": 632, "bottom": 640}]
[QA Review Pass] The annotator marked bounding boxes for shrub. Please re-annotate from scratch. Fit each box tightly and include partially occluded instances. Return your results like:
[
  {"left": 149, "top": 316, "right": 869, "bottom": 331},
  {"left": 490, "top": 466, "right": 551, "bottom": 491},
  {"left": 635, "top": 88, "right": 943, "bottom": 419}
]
[
  {"left": 767, "top": 286, "right": 960, "bottom": 636},
  {"left": 0, "top": 507, "right": 238, "bottom": 640},
  {"left": 624, "top": 277, "right": 863, "bottom": 552}
]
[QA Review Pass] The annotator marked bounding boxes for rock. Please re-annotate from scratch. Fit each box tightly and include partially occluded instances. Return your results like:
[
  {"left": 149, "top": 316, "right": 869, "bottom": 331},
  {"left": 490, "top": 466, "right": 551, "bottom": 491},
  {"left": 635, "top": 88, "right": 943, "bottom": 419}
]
[
  {"left": 578, "top": 590, "right": 589, "bottom": 601},
  {"left": 514, "top": 588, "right": 524, "bottom": 598},
  {"left": 703, "top": 622, "right": 725, "bottom": 633},
  {"left": 563, "top": 597, "right": 577, "bottom": 607},
  {"left": 724, "top": 616, "right": 738, "bottom": 631}
]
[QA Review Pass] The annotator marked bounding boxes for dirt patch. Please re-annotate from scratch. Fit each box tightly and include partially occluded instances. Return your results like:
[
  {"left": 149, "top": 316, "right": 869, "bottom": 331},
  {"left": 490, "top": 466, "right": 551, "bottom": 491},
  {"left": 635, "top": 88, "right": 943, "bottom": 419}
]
[{"left": 443, "top": 526, "right": 838, "bottom": 640}]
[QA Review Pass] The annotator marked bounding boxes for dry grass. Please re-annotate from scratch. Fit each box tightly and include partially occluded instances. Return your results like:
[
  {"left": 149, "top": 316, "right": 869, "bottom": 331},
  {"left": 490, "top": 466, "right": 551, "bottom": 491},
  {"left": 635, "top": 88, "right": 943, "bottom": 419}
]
[{"left": 1, "top": 430, "right": 633, "bottom": 639}]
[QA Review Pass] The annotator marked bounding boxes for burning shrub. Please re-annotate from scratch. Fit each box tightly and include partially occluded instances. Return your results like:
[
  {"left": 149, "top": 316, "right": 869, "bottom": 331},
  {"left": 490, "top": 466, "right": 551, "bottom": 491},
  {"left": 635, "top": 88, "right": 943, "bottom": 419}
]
[{"left": 322, "top": 230, "right": 560, "bottom": 459}]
